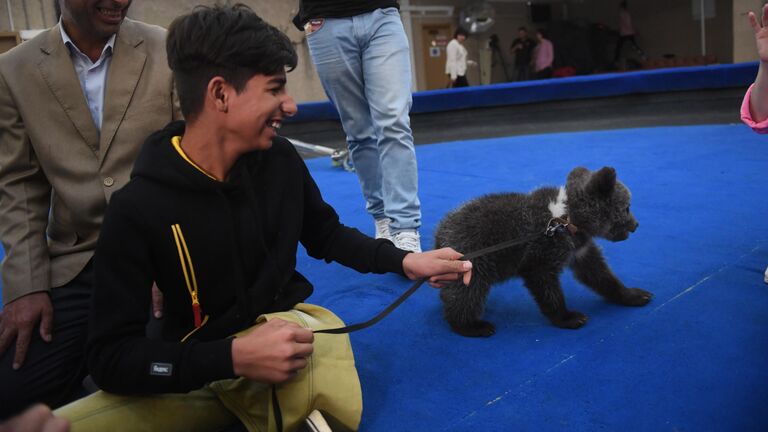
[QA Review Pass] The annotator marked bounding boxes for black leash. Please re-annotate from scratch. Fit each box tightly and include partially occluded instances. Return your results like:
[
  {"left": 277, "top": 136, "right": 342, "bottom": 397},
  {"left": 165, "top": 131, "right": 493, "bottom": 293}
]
[
  {"left": 314, "top": 217, "right": 574, "bottom": 335},
  {"left": 273, "top": 218, "right": 575, "bottom": 430}
]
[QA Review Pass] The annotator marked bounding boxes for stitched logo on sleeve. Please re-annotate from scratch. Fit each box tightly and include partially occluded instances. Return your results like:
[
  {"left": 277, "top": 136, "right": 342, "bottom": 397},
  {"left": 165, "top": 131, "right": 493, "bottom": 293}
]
[{"left": 150, "top": 362, "right": 173, "bottom": 376}]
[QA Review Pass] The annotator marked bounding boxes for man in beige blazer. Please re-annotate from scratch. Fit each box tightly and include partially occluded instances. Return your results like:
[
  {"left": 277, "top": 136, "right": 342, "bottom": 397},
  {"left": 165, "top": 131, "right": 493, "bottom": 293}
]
[{"left": 0, "top": 0, "right": 179, "bottom": 418}]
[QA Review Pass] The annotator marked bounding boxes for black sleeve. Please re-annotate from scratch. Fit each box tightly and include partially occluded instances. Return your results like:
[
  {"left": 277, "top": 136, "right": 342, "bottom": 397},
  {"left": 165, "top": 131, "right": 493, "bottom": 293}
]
[
  {"left": 291, "top": 146, "right": 408, "bottom": 276},
  {"left": 86, "top": 190, "right": 236, "bottom": 394}
]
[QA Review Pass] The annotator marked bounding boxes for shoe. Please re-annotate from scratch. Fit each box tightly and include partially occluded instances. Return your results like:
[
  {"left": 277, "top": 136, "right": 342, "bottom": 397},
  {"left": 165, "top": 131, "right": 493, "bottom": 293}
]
[
  {"left": 296, "top": 409, "right": 333, "bottom": 432},
  {"left": 764, "top": 265, "right": 768, "bottom": 284},
  {"left": 393, "top": 229, "right": 422, "bottom": 253},
  {"left": 374, "top": 217, "right": 392, "bottom": 240}
]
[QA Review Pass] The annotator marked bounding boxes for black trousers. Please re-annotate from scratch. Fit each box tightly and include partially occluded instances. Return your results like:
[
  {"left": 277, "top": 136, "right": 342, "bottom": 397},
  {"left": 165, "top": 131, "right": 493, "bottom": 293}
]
[
  {"left": 514, "top": 64, "right": 531, "bottom": 81},
  {"left": 451, "top": 75, "right": 469, "bottom": 88},
  {"left": 0, "top": 262, "right": 93, "bottom": 419},
  {"left": 535, "top": 67, "right": 552, "bottom": 80}
]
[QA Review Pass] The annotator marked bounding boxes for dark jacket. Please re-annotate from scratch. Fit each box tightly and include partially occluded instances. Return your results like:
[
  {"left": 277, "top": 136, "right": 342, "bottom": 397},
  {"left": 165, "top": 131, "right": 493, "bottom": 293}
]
[
  {"left": 86, "top": 121, "right": 408, "bottom": 394},
  {"left": 293, "top": 0, "right": 399, "bottom": 31}
]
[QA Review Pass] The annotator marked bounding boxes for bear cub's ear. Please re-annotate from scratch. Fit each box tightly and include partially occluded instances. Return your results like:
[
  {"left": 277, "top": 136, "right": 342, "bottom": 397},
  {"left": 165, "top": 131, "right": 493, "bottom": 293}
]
[
  {"left": 586, "top": 166, "right": 616, "bottom": 196},
  {"left": 566, "top": 167, "right": 590, "bottom": 188}
]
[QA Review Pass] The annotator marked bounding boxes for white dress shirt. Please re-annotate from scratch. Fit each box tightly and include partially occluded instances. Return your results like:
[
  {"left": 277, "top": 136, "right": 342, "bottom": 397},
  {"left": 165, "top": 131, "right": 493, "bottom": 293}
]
[
  {"left": 59, "top": 21, "right": 116, "bottom": 132},
  {"left": 445, "top": 38, "right": 468, "bottom": 81}
]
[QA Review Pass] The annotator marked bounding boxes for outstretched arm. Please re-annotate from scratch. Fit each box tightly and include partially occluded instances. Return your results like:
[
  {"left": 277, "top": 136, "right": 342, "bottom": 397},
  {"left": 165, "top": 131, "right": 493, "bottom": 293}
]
[{"left": 747, "top": 6, "right": 768, "bottom": 124}]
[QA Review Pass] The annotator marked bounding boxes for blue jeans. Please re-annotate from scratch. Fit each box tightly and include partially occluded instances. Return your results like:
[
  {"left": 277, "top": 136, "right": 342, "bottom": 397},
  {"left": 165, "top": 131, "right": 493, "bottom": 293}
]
[{"left": 306, "top": 7, "right": 421, "bottom": 232}]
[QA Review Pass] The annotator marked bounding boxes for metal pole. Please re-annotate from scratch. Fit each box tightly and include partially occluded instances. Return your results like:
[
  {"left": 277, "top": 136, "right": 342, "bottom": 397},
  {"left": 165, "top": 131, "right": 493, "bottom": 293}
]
[
  {"left": 21, "top": 0, "right": 31, "bottom": 29},
  {"left": 39, "top": 0, "right": 48, "bottom": 28},
  {"left": 5, "top": 0, "right": 14, "bottom": 31},
  {"left": 700, "top": 0, "right": 706, "bottom": 56}
]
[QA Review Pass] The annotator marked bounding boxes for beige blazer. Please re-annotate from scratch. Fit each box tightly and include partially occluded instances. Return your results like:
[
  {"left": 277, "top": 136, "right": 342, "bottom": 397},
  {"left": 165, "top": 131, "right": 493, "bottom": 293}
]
[{"left": 0, "top": 19, "right": 180, "bottom": 304}]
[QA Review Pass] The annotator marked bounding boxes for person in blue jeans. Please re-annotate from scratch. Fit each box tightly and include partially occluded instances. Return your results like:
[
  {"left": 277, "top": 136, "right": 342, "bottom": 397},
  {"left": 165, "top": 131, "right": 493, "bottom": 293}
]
[{"left": 294, "top": 0, "right": 423, "bottom": 252}]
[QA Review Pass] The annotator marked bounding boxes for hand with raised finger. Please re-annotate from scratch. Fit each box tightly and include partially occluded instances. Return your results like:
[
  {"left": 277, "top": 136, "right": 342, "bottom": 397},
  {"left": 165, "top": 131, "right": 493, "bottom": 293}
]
[
  {"left": 750, "top": 4, "right": 768, "bottom": 63},
  {"left": 231, "top": 318, "right": 314, "bottom": 384},
  {"left": 402, "top": 247, "right": 473, "bottom": 286},
  {"left": 0, "top": 292, "right": 53, "bottom": 370}
]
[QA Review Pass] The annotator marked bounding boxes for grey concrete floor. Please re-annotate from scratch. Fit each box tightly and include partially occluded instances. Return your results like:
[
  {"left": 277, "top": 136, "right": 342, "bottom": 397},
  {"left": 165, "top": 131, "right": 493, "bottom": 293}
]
[{"left": 281, "top": 87, "right": 745, "bottom": 158}]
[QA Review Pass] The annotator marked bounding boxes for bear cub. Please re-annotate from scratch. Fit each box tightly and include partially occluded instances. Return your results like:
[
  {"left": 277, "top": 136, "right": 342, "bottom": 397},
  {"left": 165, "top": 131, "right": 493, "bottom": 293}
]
[{"left": 434, "top": 167, "right": 652, "bottom": 337}]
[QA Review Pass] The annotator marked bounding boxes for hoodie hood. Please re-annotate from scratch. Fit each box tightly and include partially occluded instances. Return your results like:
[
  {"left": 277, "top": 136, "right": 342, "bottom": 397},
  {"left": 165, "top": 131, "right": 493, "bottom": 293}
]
[{"left": 131, "top": 120, "right": 249, "bottom": 193}]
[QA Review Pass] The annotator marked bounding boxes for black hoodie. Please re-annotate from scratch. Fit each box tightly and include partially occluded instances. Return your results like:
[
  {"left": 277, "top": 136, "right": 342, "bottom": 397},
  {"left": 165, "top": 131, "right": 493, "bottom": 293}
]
[{"left": 86, "top": 121, "right": 408, "bottom": 394}]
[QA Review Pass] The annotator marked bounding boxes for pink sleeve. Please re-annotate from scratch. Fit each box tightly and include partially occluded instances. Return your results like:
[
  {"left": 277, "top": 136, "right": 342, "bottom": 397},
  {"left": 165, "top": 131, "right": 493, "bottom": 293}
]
[{"left": 742, "top": 84, "right": 768, "bottom": 134}]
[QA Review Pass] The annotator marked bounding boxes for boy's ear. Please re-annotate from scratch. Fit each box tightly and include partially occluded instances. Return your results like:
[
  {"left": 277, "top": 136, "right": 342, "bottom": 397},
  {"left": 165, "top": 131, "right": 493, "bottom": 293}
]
[
  {"left": 209, "top": 77, "right": 228, "bottom": 113},
  {"left": 586, "top": 166, "right": 616, "bottom": 196}
]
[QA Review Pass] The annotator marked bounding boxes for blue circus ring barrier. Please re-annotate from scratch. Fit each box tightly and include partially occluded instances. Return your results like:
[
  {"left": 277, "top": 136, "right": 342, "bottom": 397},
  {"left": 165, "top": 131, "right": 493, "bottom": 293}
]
[{"left": 288, "top": 62, "right": 758, "bottom": 123}]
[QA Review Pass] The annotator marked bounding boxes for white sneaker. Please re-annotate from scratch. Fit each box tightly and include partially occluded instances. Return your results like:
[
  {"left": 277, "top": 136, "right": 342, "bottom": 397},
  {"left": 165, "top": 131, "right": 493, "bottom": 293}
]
[
  {"left": 298, "top": 410, "right": 333, "bottom": 432},
  {"left": 374, "top": 218, "right": 392, "bottom": 240},
  {"left": 393, "top": 229, "right": 422, "bottom": 253}
]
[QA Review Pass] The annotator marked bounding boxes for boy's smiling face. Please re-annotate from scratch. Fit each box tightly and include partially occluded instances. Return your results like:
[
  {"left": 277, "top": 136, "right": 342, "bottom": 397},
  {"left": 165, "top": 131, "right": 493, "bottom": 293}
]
[{"left": 224, "top": 71, "right": 297, "bottom": 151}]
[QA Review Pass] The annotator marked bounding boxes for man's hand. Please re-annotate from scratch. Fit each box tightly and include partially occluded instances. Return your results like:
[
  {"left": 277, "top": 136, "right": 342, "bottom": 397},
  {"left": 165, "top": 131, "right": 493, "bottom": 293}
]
[
  {"left": 402, "top": 247, "right": 473, "bottom": 287},
  {"left": 0, "top": 292, "right": 53, "bottom": 370},
  {"left": 749, "top": 5, "right": 768, "bottom": 63},
  {"left": 231, "top": 318, "right": 314, "bottom": 384},
  {"left": 0, "top": 404, "right": 69, "bottom": 432}
]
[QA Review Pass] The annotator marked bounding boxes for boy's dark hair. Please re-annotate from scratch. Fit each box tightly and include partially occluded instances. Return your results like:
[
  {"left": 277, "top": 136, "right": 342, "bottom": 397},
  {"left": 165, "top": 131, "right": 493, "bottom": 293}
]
[
  {"left": 454, "top": 27, "right": 468, "bottom": 39},
  {"left": 166, "top": 4, "right": 298, "bottom": 120},
  {"left": 518, "top": 26, "right": 528, "bottom": 32}
]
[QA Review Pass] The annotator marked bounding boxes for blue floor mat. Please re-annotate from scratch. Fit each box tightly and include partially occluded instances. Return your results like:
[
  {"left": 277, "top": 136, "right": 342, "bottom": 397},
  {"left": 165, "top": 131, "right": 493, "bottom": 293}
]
[
  {"left": 297, "top": 124, "right": 768, "bottom": 431},
  {"left": 1, "top": 124, "right": 766, "bottom": 430}
]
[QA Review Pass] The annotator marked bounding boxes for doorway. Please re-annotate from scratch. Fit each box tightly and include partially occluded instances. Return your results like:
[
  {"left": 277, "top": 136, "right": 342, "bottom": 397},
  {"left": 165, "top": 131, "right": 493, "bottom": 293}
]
[{"left": 420, "top": 23, "right": 452, "bottom": 90}]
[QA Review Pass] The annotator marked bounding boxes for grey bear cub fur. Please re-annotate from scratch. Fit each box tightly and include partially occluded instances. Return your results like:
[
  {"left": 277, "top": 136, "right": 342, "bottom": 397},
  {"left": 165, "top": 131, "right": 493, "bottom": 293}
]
[{"left": 434, "top": 166, "right": 652, "bottom": 337}]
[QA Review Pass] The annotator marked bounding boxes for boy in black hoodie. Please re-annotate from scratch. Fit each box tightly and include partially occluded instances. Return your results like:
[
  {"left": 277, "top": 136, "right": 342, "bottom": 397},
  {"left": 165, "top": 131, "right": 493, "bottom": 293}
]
[{"left": 54, "top": 4, "right": 472, "bottom": 431}]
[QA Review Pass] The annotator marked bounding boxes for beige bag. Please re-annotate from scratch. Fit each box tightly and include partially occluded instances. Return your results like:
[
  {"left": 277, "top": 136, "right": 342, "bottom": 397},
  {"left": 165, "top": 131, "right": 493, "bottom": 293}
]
[{"left": 210, "top": 303, "right": 363, "bottom": 432}]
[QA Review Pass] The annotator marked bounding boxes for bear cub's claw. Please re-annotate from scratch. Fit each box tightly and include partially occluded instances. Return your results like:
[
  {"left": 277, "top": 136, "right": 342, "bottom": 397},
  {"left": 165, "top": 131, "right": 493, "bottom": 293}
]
[
  {"left": 615, "top": 287, "right": 653, "bottom": 306},
  {"left": 451, "top": 320, "right": 496, "bottom": 337},
  {"left": 550, "top": 311, "right": 589, "bottom": 329}
]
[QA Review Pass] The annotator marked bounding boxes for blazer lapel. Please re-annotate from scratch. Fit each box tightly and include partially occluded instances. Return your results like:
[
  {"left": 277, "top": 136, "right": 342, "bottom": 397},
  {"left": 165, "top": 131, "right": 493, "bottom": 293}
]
[
  {"left": 37, "top": 25, "right": 100, "bottom": 155},
  {"left": 99, "top": 19, "right": 147, "bottom": 166}
]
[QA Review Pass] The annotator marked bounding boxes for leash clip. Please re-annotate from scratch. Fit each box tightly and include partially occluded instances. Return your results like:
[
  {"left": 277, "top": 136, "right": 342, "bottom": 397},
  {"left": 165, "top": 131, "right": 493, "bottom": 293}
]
[{"left": 545, "top": 218, "right": 569, "bottom": 237}]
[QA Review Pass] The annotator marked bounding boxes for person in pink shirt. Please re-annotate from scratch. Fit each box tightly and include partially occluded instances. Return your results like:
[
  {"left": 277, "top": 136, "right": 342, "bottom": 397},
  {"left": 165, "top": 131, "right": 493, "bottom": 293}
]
[
  {"left": 533, "top": 28, "right": 554, "bottom": 79},
  {"left": 743, "top": 4, "right": 768, "bottom": 283},
  {"left": 743, "top": 4, "right": 768, "bottom": 134}
]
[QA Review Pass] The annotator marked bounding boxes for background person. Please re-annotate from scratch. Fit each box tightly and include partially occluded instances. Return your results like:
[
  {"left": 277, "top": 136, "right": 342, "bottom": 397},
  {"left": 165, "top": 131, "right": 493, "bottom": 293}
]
[
  {"left": 741, "top": 4, "right": 768, "bottom": 283},
  {"left": 0, "top": 0, "right": 179, "bottom": 418},
  {"left": 294, "top": 0, "right": 423, "bottom": 253},
  {"left": 613, "top": 0, "right": 646, "bottom": 65},
  {"left": 533, "top": 28, "right": 554, "bottom": 79},
  {"left": 445, "top": 27, "right": 473, "bottom": 88},
  {"left": 510, "top": 26, "right": 535, "bottom": 81}
]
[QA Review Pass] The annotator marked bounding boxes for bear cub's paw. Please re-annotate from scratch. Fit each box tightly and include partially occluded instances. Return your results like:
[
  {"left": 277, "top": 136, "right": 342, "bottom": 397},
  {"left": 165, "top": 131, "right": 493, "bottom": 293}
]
[
  {"left": 614, "top": 287, "right": 653, "bottom": 306},
  {"left": 451, "top": 320, "right": 496, "bottom": 337},
  {"left": 549, "top": 311, "right": 589, "bottom": 329}
]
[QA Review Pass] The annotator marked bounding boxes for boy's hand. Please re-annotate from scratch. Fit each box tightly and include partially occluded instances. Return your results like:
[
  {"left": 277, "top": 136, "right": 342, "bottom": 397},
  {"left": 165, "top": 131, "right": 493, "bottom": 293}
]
[
  {"left": 0, "top": 404, "right": 69, "bottom": 432},
  {"left": 402, "top": 248, "right": 472, "bottom": 287},
  {"left": 231, "top": 319, "right": 314, "bottom": 383}
]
